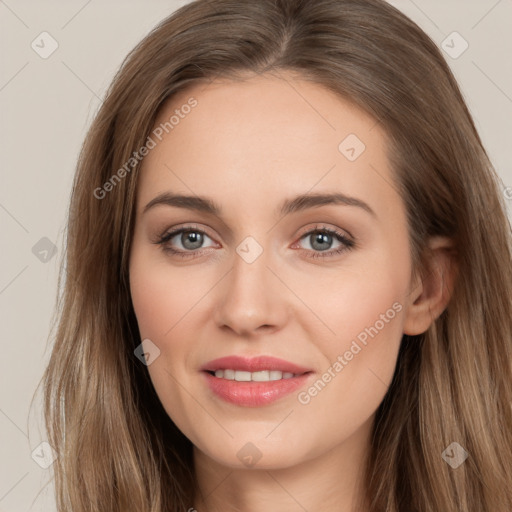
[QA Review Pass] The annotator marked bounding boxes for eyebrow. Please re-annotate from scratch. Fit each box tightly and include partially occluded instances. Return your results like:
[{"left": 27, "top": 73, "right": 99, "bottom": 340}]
[{"left": 143, "top": 191, "right": 376, "bottom": 218}]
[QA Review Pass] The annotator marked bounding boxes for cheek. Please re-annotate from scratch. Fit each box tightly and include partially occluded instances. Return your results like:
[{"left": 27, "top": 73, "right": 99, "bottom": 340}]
[
  {"left": 128, "top": 244, "right": 216, "bottom": 398},
  {"left": 295, "top": 250, "right": 408, "bottom": 430},
  {"left": 129, "top": 245, "right": 208, "bottom": 339},
  {"left": 310, "top": 279, "right": 403, "bottom": 395},
  {"left": 129, "top": 249, "right": 205, "bottom": 427},
  {"left": 294, "top": 288, "right": 404, "bottom": 445}
]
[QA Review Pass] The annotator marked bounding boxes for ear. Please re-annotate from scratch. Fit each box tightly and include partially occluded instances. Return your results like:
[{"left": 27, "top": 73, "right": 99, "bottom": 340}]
[{"left": 403, "top": 236, "right": 458, "bottom": 336}]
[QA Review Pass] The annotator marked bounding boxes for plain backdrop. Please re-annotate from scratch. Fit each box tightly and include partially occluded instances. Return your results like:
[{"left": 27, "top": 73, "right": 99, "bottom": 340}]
[{"left": 1, "top": 1, "right": 511, "bottom": 510}]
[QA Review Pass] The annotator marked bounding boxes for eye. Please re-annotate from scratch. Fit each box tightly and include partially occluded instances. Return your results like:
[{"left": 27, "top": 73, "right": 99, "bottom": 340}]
[
  {"left": 293, "top": 226, "right": 355, "bottom": 259},
  {"left": 154, "top": 225, "right": 217, "bottom": 258}
]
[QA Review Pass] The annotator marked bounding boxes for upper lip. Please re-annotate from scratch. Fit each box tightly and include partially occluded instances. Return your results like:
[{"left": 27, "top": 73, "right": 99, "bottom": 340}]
[{"left": 201, "top": 355, "right": 312, "bottom": 374}]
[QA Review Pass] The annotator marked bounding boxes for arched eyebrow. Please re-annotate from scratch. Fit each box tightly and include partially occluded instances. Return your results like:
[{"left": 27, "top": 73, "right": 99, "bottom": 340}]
[{"left": 143, "top": 191, "right": 376, "bottom": 218}]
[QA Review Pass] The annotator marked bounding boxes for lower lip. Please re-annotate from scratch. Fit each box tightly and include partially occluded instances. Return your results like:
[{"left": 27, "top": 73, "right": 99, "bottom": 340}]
[{"left": 202, "top": 371, "right": 312, "bottom": 407}]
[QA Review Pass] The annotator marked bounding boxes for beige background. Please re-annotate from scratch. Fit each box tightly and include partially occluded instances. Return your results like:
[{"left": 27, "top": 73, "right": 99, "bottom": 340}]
[{"left": 1, "top": 1, "right": 511, "bottom": 510}]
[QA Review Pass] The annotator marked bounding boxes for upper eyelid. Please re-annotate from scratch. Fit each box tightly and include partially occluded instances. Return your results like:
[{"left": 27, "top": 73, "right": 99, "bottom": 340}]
[{"left": 296, "top": 223, "right": 353, "bottom": 241}]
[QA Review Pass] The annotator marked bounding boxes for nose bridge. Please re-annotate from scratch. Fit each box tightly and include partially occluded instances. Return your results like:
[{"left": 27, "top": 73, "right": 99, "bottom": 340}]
[{"left": 213, "top": 236, "right": 288, "bottom": 334}]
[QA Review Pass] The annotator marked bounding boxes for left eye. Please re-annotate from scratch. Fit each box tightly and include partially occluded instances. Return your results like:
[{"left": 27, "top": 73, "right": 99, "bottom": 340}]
[{"left": 298, "top": 230, "right": 344, "bottom": 252}]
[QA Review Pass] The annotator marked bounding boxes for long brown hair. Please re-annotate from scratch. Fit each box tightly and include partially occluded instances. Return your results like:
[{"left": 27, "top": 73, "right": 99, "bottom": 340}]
[{"left": 40, "top": 0, "right": 512, "bottom": 510}]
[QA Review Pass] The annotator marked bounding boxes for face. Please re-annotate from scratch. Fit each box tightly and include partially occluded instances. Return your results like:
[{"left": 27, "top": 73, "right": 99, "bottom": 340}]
[{"left": 129, "top": 72, "right": 415, "bottom": 470}]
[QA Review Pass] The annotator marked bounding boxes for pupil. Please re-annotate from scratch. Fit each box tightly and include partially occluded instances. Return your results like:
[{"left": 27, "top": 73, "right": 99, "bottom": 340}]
[
  {"left": 311, "top": 232, "right": 332, "bottom": 251},
  {"left": 182, "top": 231, "right": 203, "bottom": 249}
]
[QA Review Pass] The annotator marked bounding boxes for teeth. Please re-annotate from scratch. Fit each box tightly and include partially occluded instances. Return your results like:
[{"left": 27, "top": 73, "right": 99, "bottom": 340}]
[
  {"left": 213, "top": 369, "right": 298, "bottom": 381},
  {"left": 224, "top": 369, "right": 235, "bottom": 380}
]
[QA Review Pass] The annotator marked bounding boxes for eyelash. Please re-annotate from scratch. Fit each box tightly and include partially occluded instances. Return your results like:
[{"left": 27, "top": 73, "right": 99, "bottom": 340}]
[{"left": 154, "top": 224, "right": 356, "bottom": 260}]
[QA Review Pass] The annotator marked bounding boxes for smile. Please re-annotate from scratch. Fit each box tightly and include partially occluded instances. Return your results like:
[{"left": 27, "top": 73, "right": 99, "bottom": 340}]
[{"left": 210, "top": 369, "right": 299, "bottom": 381}]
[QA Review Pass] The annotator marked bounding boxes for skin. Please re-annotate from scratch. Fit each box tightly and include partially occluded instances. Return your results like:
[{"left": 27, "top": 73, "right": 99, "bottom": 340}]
[{"left": 129, "top": 71, "right": 456, "bottom": 512}]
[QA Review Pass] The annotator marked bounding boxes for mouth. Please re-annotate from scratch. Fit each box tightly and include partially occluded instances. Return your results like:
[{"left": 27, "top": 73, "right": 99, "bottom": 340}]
[
  {"left": 200, "top": 355, "right": 314, "bottom": 407},
  {"left": 205, "top": 369, "right": 307, "bottom": 381}
]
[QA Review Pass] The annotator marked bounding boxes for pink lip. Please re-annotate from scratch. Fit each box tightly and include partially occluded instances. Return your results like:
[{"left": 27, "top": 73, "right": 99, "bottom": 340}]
[
  {"left": 202, "top": 372, "right": 312, "bottom": 407},
  {"left": 200, "top": 355, "right": 312, "bottom": 374},
  {"left": 200, "top": 355, "right": 314, "bottom": 407}
]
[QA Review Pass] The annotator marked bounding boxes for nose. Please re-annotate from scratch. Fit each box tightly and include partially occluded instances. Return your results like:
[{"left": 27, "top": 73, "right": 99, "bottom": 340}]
[{"left": 213, "top": 245, "right": 290, "bottom": 337}]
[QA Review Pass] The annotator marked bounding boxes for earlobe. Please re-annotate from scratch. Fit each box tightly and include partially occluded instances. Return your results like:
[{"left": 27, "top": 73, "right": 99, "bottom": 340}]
[{"left": 403, "top": 236, "right": 457, "bottom": 336}]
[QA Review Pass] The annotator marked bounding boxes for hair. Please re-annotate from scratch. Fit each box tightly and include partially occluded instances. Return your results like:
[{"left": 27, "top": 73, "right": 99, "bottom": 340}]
[{"left": 39, "top": 0, "right": 512, "bottom": 510}]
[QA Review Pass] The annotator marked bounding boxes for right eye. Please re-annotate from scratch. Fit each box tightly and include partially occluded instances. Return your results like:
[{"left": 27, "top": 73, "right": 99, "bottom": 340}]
[{"left": 155, "top": 225, "right": 218, "bottom": 258}]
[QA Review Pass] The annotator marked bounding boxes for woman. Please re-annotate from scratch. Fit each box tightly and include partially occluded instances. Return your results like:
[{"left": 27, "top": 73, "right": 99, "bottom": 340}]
[{"left": 42, "top": 0, "right": 512, "bottom": 510}]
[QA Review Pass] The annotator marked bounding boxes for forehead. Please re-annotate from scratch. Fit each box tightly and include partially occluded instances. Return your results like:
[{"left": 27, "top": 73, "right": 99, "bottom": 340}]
[
  {"left": 153, "top": 72, "right": 382, "bottom": 159},
  {"left": 137, "top": 72, "right": 397, "bottom": 220}
]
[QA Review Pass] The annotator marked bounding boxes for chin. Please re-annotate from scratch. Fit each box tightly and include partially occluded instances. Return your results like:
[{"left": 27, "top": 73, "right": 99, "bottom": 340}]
[{"left": 193, "top": 434, "right": 314, "bottom": 471}]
